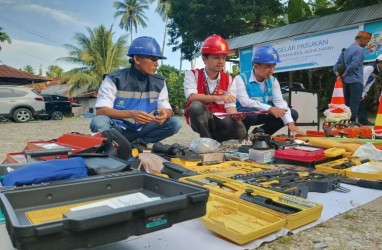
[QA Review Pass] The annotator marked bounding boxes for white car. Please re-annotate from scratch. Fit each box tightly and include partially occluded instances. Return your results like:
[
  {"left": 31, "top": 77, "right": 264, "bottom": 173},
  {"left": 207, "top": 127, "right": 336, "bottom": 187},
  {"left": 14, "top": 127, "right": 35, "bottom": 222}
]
[{"left": 0, "top": 85, "right": 45, "bottom": 122}]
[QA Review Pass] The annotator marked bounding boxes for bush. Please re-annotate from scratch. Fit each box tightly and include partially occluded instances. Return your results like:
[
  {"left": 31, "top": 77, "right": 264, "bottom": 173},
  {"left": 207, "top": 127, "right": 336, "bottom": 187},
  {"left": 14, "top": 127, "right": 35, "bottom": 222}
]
[{"left": 157, "top": 65, "right": 186, "bottom": 116}]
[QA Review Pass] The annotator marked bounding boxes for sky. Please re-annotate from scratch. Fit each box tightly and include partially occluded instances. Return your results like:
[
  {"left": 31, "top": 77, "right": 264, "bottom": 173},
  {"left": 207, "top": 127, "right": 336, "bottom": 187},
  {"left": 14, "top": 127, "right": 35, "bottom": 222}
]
[{"left": 0, "top": 0, "right": 204, "bottom": 75}]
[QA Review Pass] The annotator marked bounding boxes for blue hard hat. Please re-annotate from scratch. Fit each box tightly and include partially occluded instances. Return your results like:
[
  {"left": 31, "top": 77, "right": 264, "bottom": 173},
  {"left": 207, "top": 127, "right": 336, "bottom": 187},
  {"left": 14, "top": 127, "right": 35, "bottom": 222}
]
[
  {"left": 127, "top": 36, "right": 166, "bottom": 59},
  {"left": 252, "top": 45, "right": 281, "bottom": 64}
]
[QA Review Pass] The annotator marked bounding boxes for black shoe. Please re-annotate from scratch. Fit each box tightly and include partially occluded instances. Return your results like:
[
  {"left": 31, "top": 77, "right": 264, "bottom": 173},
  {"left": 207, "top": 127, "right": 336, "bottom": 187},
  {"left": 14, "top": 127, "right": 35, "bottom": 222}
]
[
  {"left": 131, "top": 141, "right": 149, "bottom": 153},
  {"left": 358, "top": 120, "right": 374, "bottom": 126}
]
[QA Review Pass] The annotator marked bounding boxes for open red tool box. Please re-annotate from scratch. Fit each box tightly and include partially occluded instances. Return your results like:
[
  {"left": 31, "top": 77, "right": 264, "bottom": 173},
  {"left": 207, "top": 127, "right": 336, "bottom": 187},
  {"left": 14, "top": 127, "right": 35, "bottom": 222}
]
[{"left": 4, "top": 133, "right": 107, "bottom": 164}]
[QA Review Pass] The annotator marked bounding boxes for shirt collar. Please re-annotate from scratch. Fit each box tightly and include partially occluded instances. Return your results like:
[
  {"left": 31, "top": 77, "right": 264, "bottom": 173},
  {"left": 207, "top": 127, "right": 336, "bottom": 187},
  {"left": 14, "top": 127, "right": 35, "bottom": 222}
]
[{"left": 203, "top": 68, "right": 221, "bottom": 82}]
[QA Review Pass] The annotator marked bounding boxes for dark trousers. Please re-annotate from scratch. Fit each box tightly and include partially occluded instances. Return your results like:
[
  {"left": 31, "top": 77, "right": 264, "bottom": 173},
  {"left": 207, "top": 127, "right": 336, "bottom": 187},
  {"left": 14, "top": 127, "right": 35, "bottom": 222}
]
[
  {"left": 358, "top": 99, "right": 368, "bottom": 122},
  {"left": 343, "top": 82, "right": 363, "bottom": 122},
  {"left": 187, "top": 101, "right": 247, "bottom": 143},
  {"left": 238, "top": 107, "right": 299, "bottom": 135}
]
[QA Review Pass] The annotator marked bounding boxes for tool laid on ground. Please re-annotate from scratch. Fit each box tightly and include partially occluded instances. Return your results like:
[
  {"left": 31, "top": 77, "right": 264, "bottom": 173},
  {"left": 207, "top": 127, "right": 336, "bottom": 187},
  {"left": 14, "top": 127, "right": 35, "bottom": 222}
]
[{"left": 231, "top": 168, "right": 346, "bottom": 197}]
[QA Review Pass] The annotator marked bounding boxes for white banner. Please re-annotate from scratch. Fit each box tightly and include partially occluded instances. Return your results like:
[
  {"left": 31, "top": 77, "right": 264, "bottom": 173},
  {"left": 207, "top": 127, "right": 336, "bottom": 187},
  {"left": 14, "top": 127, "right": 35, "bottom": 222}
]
[{"left": 260, "top": 26, "right": 361, "bottom": 73}]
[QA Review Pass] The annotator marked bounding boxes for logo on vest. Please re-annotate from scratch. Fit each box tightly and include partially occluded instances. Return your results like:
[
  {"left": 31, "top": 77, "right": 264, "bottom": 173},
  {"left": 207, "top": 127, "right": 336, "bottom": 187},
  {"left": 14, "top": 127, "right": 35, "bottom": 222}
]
[{"left": 116, "top": 100, "right": 124, "bottom": 108}]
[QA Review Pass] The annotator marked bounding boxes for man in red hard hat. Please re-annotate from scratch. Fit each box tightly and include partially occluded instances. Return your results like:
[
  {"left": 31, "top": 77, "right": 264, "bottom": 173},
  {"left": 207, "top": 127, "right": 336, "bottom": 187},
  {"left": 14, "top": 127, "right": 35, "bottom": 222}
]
[
  {"left": 235, "top": 45, "right": 304, "bottom": 135},
  {"left": 183, "top": 34, "right": 247, "bottom": 142},
  {"left": 90, "top": 36, "right": 181, "bottom": 151}
]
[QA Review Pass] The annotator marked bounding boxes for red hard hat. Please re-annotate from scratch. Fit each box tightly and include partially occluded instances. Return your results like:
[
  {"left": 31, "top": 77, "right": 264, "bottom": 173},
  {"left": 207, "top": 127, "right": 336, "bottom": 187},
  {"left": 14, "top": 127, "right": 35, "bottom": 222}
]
[{"left": 200, "top": 35, "right": 230, "bottom": 54}]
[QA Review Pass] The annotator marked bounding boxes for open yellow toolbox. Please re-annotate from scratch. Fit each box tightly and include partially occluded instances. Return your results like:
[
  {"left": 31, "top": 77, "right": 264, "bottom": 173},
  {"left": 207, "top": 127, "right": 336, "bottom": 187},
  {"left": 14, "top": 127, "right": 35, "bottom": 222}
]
[
  {"left": 171, "top": 159, "right": 275, "bottom": 177},
  {"left": 201, "top": 193, "right": 285, "bottom": 244},
  {"left": 315, "top": 158, "right": 382, "bottom": 181},
  {"left": 180, "top": 174, "right": 323, "bottom": 230}
]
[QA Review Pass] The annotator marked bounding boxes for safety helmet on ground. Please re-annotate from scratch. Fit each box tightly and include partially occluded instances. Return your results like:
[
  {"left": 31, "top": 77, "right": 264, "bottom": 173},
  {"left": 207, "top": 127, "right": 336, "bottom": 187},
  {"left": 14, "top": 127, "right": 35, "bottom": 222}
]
[
  {"left": 127, "top": 36, "right": 166, "bottom": 59},
  {"left": 376, "top": 54, "right": 382, "bottom": 63},
  {"left": 252, "top": 45, "right": 281, "bottom": 64},
  {"left": 201, "top": 35, "right": 230, "bottom": 55}
]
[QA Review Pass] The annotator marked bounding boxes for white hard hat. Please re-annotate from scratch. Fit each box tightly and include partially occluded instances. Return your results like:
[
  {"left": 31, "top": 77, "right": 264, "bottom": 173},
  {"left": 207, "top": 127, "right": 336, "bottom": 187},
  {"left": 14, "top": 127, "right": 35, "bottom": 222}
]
[{"left": 377, "top": 54, "right": 382, "bottom": 62}]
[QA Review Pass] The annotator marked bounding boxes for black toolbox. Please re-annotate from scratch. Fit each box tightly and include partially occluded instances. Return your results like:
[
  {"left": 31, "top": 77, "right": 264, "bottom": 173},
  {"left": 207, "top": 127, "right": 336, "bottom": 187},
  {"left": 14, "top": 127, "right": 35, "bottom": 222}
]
[{"left": 0, "top": 172, "right": 209, "bottom": 250}]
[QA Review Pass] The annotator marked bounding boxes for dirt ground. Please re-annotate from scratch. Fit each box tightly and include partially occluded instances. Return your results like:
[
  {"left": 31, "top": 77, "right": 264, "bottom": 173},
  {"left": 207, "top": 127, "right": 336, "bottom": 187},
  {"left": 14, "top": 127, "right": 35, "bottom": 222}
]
[{"left": 0, "top": 116, "right": 381, "bottom": 249}]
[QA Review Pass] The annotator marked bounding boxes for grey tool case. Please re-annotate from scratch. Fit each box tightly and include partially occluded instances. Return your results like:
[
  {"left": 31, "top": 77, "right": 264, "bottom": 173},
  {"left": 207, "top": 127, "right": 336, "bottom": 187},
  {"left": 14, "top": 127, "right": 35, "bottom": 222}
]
[{"left": 0, "top": 172, "right": 209, "bottom": 250}]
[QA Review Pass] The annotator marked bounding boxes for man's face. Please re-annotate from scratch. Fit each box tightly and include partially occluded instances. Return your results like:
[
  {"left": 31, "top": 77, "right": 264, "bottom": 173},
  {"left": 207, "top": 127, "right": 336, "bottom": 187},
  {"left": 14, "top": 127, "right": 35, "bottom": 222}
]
[
  {"left": 253, "top": 63, "right": 276, "bottom": 81},
  {"left": 359, "top": 37, "right": 371, "bottom": 48},
  {"left": 203, "top": 54, "right": 226, "bottom": 73},
  {"left": 134, "top": 55, "right": 160, "bottom": 75}
]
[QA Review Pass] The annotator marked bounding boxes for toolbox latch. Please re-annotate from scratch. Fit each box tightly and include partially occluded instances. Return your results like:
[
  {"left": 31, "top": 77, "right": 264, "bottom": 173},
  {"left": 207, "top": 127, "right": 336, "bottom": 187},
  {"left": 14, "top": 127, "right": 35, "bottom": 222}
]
[
  {"left": 35, "top": 222, "right": 64, "bottom": 236},
  {"left": 189, "top": 192, "right": 209, "bottom": 203}
]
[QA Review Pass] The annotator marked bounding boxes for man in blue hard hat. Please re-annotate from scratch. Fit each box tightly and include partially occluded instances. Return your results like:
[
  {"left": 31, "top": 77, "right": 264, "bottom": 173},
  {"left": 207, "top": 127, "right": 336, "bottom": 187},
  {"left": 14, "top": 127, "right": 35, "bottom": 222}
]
[
  {"left": 234, "top": 45, "right": 304, "bottom": 135},
  {"left": 90, "top": 36, "right": 181, "bottom": 150}
]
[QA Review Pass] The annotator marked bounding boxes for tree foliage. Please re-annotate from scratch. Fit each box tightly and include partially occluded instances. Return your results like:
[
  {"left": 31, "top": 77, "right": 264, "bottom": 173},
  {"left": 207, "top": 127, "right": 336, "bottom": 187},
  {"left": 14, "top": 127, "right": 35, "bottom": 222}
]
[
  {"left": 46, "top": 65, "right": 64, "bottom": 78},
  {"left": 334, "top": 0, "right": 382, "bottom": 11},
  {"left": 113, "top": 0, "right": 150, "bottom": 42},
  {"left": 157, "top": 65, "right": 185, "bottom": 114},
  {"left": 58, "top": 25, "right": 129, "bottom": 93},
  {"left": 23, "top": 65, "right": 34, "bottom": 75},
  {"left": 0, "top": 26, "right": 11, "bottom": 51},
  {"left": 164, "top": 0, "right": 283, "bottom": 60}
]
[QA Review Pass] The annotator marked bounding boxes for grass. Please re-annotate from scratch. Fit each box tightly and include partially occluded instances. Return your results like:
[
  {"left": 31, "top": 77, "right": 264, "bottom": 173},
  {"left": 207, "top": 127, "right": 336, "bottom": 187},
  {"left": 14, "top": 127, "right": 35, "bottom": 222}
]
[
  {"left": 276, "top": 236, "right": 293, "bottom": 245},
  {"left": 341, "top": 212, "right": 357, "bottom": 220}
]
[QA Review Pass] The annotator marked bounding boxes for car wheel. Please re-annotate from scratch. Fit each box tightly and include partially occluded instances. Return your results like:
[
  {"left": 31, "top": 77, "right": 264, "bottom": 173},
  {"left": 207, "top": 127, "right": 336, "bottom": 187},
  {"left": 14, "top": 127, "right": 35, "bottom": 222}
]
[
  {"left": 51, "top": 110, "right": 64, "bottom": 120},
  {"left": 0, "top": 116, "right": 10, "bottom": 122},
  {"left": 13, "top": 108, "right": 32, "bottom": 123}
]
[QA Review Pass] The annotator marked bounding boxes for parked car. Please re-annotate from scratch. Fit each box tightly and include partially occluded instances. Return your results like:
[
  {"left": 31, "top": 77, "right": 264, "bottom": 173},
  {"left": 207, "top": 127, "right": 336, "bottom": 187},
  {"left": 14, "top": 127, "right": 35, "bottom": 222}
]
[
  {"left": 0, "top": 85, "right": 45, "bottom": 123},
  {"left": 279, "top": 82, "right": 305, "bottom": 103},
  {"left": 39, "top": 94, "right": 72, "bottom": 120}
]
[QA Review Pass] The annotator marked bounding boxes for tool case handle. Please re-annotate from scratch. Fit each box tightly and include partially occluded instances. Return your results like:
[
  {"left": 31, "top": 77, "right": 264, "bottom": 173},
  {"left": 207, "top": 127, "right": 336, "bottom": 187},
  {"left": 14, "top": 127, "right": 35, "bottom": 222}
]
[
  {"left": 60, "top": 196, "right": 190, "bottom": 231},
  {"left": 24, "top": 148, "right": 72, "bottom": 161}
]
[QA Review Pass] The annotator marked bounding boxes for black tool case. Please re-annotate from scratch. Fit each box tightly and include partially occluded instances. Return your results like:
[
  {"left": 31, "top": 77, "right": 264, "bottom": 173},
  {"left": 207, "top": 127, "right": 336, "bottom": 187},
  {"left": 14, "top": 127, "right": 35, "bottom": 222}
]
[{"left": 0, "top": 172, "right": 209, "bottom": 250}]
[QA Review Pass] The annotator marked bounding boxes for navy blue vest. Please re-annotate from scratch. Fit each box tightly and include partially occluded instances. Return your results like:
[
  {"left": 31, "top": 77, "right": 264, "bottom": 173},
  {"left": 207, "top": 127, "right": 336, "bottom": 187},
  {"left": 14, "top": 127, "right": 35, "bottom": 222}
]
[{"left": 106, "top": 66, "right": 165, "bottom": 130}]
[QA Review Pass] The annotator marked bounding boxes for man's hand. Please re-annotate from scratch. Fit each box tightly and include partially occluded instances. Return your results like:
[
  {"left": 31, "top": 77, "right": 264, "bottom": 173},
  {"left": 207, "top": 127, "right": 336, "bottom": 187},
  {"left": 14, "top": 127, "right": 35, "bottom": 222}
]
[
  {"left": 268, "top": 107, "right": 287, "bottom": 118},
  {"left": 288, "top": 122, "right": 305, "bottom": 135},
  {"left": 154, "top": 109, "right": 170, "bottom": 125},
  {"left": 219, "top": 93, "right": 236, "bottom": 103},
  {"left": 131, "top": 111, "right": 155, "bottom": 124}
]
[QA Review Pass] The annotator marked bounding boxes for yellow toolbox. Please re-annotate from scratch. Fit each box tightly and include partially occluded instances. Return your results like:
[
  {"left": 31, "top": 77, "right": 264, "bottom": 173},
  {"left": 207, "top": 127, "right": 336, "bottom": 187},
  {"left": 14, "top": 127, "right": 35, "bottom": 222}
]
[
  {"left": 201, "top": 193, "right": 285, "bottom": 244},
  {"left": 180, "top": 174, "right": 323, "bottom": 230},
  {"left": 171, "top": 159, "right": 274, "bottom": 177},
  {"left": 315, "top": 158, "right": 382, "bottom": 181}
]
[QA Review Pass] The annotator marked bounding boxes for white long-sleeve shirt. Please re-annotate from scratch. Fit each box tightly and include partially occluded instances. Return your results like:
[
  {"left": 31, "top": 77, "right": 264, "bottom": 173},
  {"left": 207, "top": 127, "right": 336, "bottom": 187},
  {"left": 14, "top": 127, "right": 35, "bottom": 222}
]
[
  {"left": 183, "top": 68, "right": 236, "bottom": 109},
  {"left": 362, "top": 65, "right": 379, "bottom": 98},
  {"left": 95, "top": 75, "right": 172, "bottom": 110},
  {"left": 234, "top": 70, "right": 293, "bottom": 124}
]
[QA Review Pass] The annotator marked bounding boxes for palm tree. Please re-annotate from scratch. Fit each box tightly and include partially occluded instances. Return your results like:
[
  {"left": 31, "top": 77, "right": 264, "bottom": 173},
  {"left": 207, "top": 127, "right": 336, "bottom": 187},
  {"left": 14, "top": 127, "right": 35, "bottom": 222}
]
[
  {"left": 148, "top": 0, "right": 170, "bottom": 55},
  {"left": 46, "top": 65, "right": 64, "bottom": 78},
  {"left": 0, "top": 27, "right": 12, "bottom": 51},
  {"left": 57, "top": 25, "right": 128, "bottom": 92},
  {"left": 23, "top": 65, "right": 35, "bottom": 74},
  {"left": 113, "top": 0, "right": 150, "bottom": 43}
]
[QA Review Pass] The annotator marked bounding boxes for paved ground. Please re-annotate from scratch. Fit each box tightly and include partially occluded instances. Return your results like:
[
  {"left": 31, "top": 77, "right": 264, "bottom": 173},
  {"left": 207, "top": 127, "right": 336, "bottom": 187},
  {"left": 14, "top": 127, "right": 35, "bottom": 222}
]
[{"left": 0, "top": 116, "right": 381, "bottom": 249}]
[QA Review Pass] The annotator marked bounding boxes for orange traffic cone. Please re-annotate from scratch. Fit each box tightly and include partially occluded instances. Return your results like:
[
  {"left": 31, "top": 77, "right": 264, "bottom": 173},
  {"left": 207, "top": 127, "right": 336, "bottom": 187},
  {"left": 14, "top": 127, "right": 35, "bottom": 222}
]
[
  {"left": 329, "top": 78, "right": 346, "bottom": 113},
  {"left": 374, "top": 94, "right": 382, "bottom": 137}
]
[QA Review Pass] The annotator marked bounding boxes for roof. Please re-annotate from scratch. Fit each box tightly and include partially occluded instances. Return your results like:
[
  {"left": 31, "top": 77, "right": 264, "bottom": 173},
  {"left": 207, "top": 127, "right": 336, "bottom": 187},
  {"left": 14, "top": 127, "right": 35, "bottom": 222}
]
[
  {"left": 227, "top": 4, "right": 382, "bottom": 50},
  {"left": 0, "top": 64, "right": 51, "bottom": 84},
  {"left": 41, "top": 84, "right": 97, "bottom": 98}
]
